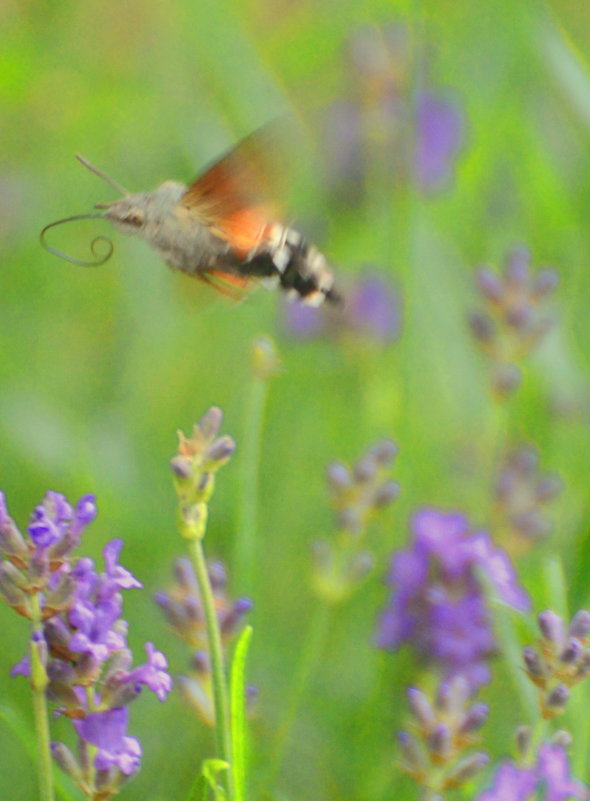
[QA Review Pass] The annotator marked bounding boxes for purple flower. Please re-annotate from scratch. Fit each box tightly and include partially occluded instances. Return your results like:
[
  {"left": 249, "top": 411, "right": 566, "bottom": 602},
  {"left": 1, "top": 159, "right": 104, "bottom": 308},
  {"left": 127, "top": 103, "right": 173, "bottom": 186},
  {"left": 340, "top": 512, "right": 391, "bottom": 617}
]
[
  {"left": 538, "top": 744, "right": 589, "bottom": 801},
  {"left": 322, "top": 25, "right": 464, "bottom": 198},
  {"left": 377, "top": 509, "right": 529, "bottom": 689},
  {"left": 477, "top": 762, "right": 537, "bottom": 801},
  {"left": 124, "top": 643, "right": 173, "bottom": 701},
  {"left": 103, "top": 540, "right": 142, "bottom": 592},
  {"left": 74, "top": 707, "right": 142, "bottom": 776},
  {"left": 415, "top": 91, "right": 463, "bottom": 192},
  {"left": 477, "top": 745, "right": 588, "bottom": 801}
]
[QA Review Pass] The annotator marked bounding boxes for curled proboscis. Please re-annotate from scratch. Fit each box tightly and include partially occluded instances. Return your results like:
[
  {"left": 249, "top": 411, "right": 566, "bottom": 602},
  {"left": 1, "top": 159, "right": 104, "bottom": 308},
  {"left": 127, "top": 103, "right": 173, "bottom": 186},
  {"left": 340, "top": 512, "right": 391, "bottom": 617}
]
[{"left": 40, "top": 213, "right": 114, "bottom": 267}]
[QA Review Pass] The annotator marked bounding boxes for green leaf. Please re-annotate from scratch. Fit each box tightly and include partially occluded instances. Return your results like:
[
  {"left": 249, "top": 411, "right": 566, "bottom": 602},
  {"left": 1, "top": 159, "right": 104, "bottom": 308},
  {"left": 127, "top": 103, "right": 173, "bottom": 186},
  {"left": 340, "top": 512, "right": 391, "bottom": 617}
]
[{"left": 230, "top": 625, "right": 253, "bottom": 801}]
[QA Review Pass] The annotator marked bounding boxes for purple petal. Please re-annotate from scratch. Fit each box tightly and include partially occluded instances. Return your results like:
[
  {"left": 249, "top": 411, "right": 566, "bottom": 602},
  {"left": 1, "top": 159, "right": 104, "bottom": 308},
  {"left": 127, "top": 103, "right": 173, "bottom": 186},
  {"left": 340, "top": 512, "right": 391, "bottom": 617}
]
[
  {"left": 94, "top": 735, "right": 141, "bottom": 776},
  {"left": 415, "top": 91, "right": 463, "bottom": 192},
  {"left": 537, "top": 744, "right": 589, "bottom": 801},
  {"left": 75, "top": 707, "right": 128, "bottom": 751},
  {"left": 103, "top": 540, "right": 142, "bottom": 590},
  {"left": 125, "top": 643, "right": 173, "bottom": 701},
  {"left": 477, "top": 761, "right": 537, "bottom": 801}
]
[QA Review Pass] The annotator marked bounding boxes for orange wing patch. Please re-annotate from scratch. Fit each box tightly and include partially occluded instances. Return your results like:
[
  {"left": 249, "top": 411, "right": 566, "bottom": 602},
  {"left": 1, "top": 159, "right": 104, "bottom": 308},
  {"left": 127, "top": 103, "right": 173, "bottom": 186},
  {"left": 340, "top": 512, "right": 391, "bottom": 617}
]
[{"left": 181, "top": 127, "right": 282, "bottom": 258}]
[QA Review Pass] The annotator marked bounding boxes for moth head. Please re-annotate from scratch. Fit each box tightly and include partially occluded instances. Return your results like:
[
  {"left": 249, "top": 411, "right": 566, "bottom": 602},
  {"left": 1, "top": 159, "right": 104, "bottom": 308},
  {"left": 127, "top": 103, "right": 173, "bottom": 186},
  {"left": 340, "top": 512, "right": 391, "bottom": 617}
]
[{"left": 95, "top": 194, "right": 148, "bottom": 234}]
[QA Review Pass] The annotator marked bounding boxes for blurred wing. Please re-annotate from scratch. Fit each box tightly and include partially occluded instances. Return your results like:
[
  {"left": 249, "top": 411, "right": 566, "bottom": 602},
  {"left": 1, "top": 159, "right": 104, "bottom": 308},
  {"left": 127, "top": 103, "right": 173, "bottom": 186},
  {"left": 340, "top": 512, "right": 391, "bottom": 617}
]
[
  {"left": 196, "top": 269, "right": 255, "bottom": 302},
  {"left": 182, "top": 126, "right": 283, "bottom": 259}
]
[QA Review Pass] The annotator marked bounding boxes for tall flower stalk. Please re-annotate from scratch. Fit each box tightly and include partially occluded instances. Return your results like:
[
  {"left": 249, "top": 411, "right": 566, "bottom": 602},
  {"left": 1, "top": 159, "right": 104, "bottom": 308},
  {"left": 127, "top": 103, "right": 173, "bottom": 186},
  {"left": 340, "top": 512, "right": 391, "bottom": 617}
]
[
  {"left": 170, "top": 407, "right": 239, "bottom": 800},
  {"left": 234, "top": 336, "right": 281, "bottom": 592}
]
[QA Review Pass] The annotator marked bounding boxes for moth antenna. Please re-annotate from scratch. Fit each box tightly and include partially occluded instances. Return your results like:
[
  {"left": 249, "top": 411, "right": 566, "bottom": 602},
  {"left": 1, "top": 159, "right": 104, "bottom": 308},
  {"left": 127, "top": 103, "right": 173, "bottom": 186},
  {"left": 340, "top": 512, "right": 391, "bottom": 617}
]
[
  {"left": 75, "top": 154, "right": 130, "bottom": 196},
  {"left": 40, "top": 213, "right": 114, "bottom": 267}
]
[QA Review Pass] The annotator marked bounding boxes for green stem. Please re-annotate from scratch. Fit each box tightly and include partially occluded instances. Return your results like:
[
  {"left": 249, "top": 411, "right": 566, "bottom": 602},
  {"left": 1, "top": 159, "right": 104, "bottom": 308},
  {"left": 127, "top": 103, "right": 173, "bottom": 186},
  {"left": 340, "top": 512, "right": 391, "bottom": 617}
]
[
  {"left": 235, "top": 376, "right": 268, "bottom": 592},
  {"left": 30, "top": 595, "right": 55, "bottom": 801},
  {"left": 265, "top": 602, "right": 333, "bottom": 789},
  {"left": 188, "top": 537, "right": 234, "bottom": 800}
]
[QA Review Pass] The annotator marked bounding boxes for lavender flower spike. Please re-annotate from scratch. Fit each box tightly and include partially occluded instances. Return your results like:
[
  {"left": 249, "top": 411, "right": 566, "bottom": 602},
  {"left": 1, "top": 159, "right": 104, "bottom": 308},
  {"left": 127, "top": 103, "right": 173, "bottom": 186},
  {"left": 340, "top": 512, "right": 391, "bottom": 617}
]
[{"left": 378, "top": 508, "right": 528, "bottom": 689}]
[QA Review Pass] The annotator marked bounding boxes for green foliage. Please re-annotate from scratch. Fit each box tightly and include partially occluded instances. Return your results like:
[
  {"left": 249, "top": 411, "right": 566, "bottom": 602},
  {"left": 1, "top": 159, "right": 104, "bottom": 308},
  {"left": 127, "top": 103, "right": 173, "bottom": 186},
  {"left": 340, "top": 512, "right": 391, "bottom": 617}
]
[{"left": 3, "top": 0, "right": 590, "bottom": 799}]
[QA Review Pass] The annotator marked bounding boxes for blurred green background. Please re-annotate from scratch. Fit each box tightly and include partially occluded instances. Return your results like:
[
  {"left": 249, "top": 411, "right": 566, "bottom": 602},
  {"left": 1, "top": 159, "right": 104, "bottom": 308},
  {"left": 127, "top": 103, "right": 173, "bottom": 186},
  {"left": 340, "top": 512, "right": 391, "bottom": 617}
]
[{"left": 3, "top": 0, "right": 590, "bottom": 799}]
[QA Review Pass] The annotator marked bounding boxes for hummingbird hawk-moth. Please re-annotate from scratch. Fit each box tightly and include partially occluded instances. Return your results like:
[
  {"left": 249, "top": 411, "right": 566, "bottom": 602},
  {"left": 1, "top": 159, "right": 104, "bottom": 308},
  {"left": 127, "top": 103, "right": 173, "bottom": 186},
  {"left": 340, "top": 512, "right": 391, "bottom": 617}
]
[{"left": 41, "top": 131, "right": 341, "bottom": 306}]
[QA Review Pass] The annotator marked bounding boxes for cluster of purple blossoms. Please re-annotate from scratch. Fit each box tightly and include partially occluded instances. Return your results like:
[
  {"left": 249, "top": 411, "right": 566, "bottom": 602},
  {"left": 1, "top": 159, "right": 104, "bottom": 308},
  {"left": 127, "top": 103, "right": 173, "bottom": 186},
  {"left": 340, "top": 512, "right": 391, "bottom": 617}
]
[
  {"left": 469, "top": 246, "right": 560, "bottom": 396},
  {"left": 493, "top": 445, "right": 563, "bottom": 554},
  {"left": 322, "top": 23, "right": 464, "bottom": 199},
  {"left": 155, "top": 558, "right": 252, "bottom": 726},
  {"left": 398, "top": 678, "right": 489, "bottom": 795},
  {"left": 377, "top": 509, "right": 529, "bottom": 690},
  {"left": 0, "top": 491, "right": 171, "bottom": 800},
  {"left": 477, "top": 743, "right": 588, "bottom": 801},
  {"left": 312, "top": 440, "right": 399, "bottom": 603},
  {"left": 523, "top": 609, "right": 590, "bottom": 719},
  {"left": 282, "top": 271, "right": 401, "bottom": 345}
]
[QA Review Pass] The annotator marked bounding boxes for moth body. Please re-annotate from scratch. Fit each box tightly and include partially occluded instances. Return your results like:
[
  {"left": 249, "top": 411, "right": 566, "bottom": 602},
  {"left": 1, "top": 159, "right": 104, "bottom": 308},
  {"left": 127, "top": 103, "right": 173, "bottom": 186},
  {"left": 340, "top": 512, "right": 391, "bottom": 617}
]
[{"left": 43, "top": 133, "right": 342, "bottom": 305}]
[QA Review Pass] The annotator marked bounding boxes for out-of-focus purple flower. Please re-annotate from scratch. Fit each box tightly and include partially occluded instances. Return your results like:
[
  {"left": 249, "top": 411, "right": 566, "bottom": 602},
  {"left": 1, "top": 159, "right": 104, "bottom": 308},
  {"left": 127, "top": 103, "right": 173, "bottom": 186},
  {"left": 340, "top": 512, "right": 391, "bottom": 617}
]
[
  {"left": 477, "top": 744, "right": 588, "bottom": 801},
  {"left": 282, "top": 272, "right": 401, "bottom": 345},
  {"left": 522, "top": 609, "right": 590, "bottom": 718},
  {"left": 322, "top": 24, "right": 464, "bottom": 199},
  {"left": 415, "top": 91, "right": 463, "bottom": 192},
  {"left": 377, "top": 509, "right": 529, "bottom": 689},
  {"left": 493, "top": 445, "right": 563, "bottom": 553},
  {"left": 155, "top": 557, "right": 250, "bottom": 726},
  {"left": 469, "top": 246, "right": 560, "bottom": 398},
  {"left": 398, "top": 678, "right": 489, "bottom": 794},
  {"left": 537, "top": 744, "right": 589, "bottom": 801},
  {"left": 477, "top": 762, "right": 537, "bottom": 801}
]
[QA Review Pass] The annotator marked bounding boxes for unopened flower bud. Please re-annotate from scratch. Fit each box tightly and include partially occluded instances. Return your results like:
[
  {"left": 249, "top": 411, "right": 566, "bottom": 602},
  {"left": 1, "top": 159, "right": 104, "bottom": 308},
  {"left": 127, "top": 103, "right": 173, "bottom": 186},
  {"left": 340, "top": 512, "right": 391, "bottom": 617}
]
[
  {"left": 205, "top": 436, "right": 236, "bottom": 466},
  {"left": 445, "top": 752, "right": 490, "bottom": 788},
  {"left": 373, "top": 480, "right": 400, "bottom": 507},
  {"left": 170, "top": 455, "right": 192, "bottom": 479},
  {"left": 492, "top": 363, "right": 522, "bottom": 396},
  {"left": 475, "top": 267, "right": 503, "bottom": 303},
  {"left": 523, "top": 646, "right": 547, "bottom": 680},
  {"left": 560, "top": 638, "right": 582, "bottom": 664},
  {"left": 546, "top": 684, "right": 569, "bottom": 712},
  {"left": 207, "top": 560, "right": 227, "bottom": 589},
  {"left": 428, "top": 723, "right": 452, "bottom": 759},
  {"left": 504, "top": 246, "right": 530, "bottom": 286},
  {"left": 458, "top": 702, "right": 489, "bottom": 736},
  {"left": 515, "top": 725, "right": 531, "bottom": 758},
  {"left": 354, "top": 457, "right": 377, "bottom": 483},
  {"left": 552, "top": 730, "right": 573, "bottom": 748},
  {"left": 326, "top": 463, "right": 351, "bottom": 490},
  {"left": 44, "top": 575, "right": 77, "bottom": 616},
  {"left": 569, "top": 610, "right": 590, "bottom": 640},
  {"left": 197, "top": 407, "right": 223, "bottom": 441},
  {"left": 538, "top": 610, "right": 565, "bottom": 646},
  {"left": 0, "top": 562, "right": 29, "bottom": 612},
  {"left": 468, "top": 311, "right": 494, "bottom": 343},
  {"left": 398, "top": 731, "right": 427, "bottom": 773},
  {"left": 535, "top": 474, "right": 563, "bottom": 502},
  {"left": 407, "top": 687, "right": 436, "bottom": 730},
  {"left": 533, "top": 268, "right": 559, "bottom": 298},
  {"left": 51, "top": 742, "right": 82, "bottom": 781}
]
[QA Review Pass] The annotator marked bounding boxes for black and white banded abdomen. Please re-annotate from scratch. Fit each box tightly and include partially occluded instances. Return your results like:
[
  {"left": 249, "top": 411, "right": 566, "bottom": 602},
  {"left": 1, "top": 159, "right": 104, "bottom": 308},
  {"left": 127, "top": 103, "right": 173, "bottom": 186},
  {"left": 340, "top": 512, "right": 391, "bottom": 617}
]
[{"left": 243, "top": 224, "right": 341, "bottom": 306}]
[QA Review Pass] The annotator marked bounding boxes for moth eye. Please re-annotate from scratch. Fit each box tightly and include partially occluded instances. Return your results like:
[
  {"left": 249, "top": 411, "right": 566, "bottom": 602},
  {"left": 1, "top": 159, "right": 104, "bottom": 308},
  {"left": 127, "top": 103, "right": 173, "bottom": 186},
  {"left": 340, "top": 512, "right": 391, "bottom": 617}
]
[{"left": 125, "top": 213, "right": 144, "bottom": 227}]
